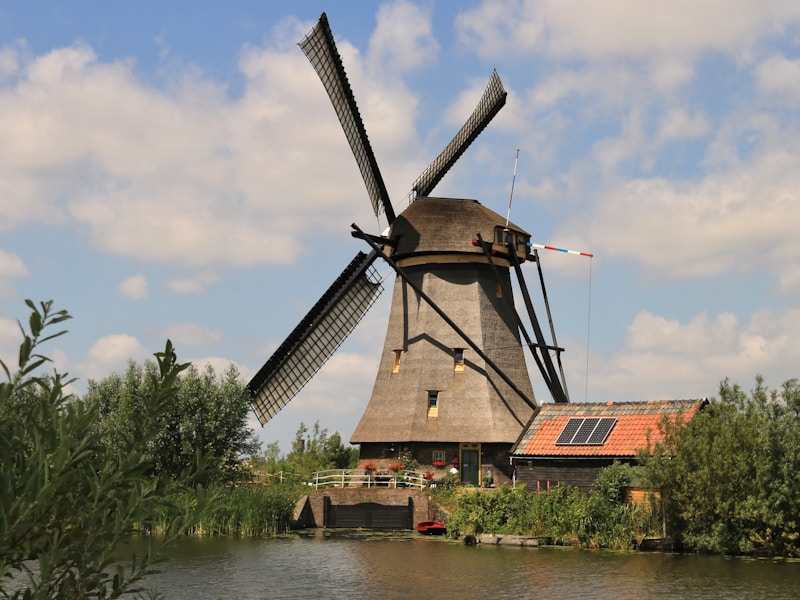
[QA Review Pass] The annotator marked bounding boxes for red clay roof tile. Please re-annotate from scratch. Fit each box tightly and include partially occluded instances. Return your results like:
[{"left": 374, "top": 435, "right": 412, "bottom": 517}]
[{"left": 513, "top": 399, "right": 703, "bottom": 458}]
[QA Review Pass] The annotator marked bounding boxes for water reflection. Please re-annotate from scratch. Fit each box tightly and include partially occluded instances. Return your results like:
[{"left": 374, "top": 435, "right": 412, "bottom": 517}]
[{"left": 132, "top": 533, "right": 800, "bottom": 600}]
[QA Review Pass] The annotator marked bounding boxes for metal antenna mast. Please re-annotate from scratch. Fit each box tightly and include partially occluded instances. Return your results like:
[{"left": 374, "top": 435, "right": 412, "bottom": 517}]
[{"left": 505, "top": 149, "right": 520, "bottom": 228}]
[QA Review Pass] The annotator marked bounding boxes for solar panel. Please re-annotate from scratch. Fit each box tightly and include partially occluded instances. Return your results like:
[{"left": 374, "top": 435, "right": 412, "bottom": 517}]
[
  {"left": 555, "top": 417, "right": 617, "bottom": 445},
  {"left": 571, "top": 418, "right": 600, "bottom": 444},
  {"left": 555, "top": 418, "right": 583, "bottom": 445},
  {"left": 587, "top": 417, "right": 617, "bottom": 444}
]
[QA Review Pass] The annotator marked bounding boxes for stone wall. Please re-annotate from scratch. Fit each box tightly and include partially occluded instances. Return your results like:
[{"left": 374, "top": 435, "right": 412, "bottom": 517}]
[{"left": 293, "top": 488, "right": 442, "bottom": 529}]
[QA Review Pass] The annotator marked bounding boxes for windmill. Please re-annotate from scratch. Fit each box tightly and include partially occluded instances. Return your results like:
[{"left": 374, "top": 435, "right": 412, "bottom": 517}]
[{"left": 248, "top": 13, "right": 569, "bottom": 485}]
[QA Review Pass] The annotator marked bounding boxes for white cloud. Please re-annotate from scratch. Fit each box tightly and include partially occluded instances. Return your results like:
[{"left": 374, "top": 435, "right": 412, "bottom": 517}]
[
  {"left": 591, "top": 108, "right": 648, "bottom": 174},
  {"left": 368, "top": 1, "right": 438, "bottom": 74},
  {"left": 188, "top": 355, "right": 243, "bottom": 378},
  {"left": 564, "top": 305, "right": 800, "bottom": 405},
  {"left": 756, "top": 54, "right": 800, "bottom": 101},
  {"left": 118, "top": 274, "right": 149, "bottom": 300},
  {"left": 0, "top": 249, "right": 28, "bottom": 278},
  {"left": 656, "top": 107, "right": 710, "bottom": 141},
  {"left": 0, "top": 29, "right": 426, "bottom": 267},
  {"left": 165, "top": 271, "right": 220, "bottom": 295},
  {"left": 576, "top": 130, "right": 800, "bottom": 285},
  {"left": 160, "top": 322, "right": 222, "bottom": 346},
  {"left": 0, "top": 44, "right": 20, "bottom": 80},
  {"left": 282, "top": 351, "right": 378, "bottom": 417},
  {"left": 81, "top": 334, "right": 150, "bottom": 380},
  {"left": 648, "top": 57, "right": 695, "bottom": 90},
  {"left": 0, "top": 316, "right": 19, "bottom": 369},
  {"left": 625, "top": 311, "right": 740, "bottom": 355},
  {"left": 456, "top": 1, "right": 800, "bottom": 62}
]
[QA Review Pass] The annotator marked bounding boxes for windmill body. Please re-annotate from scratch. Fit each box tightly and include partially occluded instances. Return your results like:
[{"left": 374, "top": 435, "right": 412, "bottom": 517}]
[{"left": 351, "top": 197, "right": 536, "bottom": 483}]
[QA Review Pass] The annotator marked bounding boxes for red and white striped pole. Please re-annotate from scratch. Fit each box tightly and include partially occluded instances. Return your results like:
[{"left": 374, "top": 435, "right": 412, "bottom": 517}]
[{"left": 529, "top": 242, "right": 593, "bottom": 258}]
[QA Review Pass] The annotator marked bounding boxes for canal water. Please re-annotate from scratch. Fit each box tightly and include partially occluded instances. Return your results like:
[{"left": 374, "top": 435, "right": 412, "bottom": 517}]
[{"left": 132, "top": 532, "right": 800, "bottom": 599}]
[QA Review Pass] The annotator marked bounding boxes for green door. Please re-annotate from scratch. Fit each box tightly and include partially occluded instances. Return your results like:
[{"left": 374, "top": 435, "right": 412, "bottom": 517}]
[{"left": 461, "top": 449, "right": 479, "bottom": 486}]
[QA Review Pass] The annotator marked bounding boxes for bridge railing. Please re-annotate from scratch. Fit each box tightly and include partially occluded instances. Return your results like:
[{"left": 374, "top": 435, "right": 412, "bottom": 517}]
[{"left": 310, "top": 469, "right": 427, "bottom": 490}]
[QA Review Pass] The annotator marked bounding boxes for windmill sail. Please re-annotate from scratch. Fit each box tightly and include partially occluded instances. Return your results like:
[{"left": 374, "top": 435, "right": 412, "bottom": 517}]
[
  {"left": 248, "top": 251, "right": 383, "bottom": 425},
  {"left": 299, "top": 13, "right": 396, "bottom": 223},
  {"left": 411, "top": 70, "right": 507, "bottom": 198}
]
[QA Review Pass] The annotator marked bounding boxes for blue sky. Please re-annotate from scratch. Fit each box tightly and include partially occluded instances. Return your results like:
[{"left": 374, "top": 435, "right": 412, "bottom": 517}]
[{"left": 2, "top": 1, "right": 800, "bottom": 454}]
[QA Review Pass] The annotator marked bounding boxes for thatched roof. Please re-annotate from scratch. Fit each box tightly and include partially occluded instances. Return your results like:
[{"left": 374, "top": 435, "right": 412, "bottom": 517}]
[{"left": 389, "top": 197, "right": 529, "bottom": 258}]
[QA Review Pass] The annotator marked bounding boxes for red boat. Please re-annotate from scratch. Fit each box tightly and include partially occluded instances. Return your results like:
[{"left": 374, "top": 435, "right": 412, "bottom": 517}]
[{"left": 416, "top": 520, "right": 447, "bottom": 535}]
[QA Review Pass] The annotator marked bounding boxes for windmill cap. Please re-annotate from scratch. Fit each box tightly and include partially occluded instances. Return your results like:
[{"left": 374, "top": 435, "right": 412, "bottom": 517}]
[{"left": 389, "top": 197, "right": 530, "bottom": 259}]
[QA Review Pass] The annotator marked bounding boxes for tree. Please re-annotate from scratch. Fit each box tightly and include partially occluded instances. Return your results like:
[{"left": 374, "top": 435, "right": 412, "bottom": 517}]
[
  {"left": 88, "top": 361, "right": 260, "bottom": 486},
  {"left": 258, "top": 422, "right": 359, "bottom": 480},
  {"left": 0, "top": 300, "right": 217, "bottom": 599},
  {"left": 640, "top": 376, "right": 800, "bottom": 556}
]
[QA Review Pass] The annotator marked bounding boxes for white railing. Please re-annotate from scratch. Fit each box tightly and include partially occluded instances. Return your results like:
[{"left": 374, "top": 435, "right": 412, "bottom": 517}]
[{"left": 310, "top": 469, "right": 427, "bottom": 490}]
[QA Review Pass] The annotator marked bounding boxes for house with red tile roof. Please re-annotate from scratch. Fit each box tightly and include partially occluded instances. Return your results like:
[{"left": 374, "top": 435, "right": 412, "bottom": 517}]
[{"left": 510, "top": 399, "right": 706, "bottom": 491}]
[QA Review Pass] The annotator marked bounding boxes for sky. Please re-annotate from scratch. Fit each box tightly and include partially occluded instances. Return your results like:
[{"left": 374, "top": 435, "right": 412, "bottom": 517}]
[{"left": 2, "top": 1, "right": 800, "bottom": 454}]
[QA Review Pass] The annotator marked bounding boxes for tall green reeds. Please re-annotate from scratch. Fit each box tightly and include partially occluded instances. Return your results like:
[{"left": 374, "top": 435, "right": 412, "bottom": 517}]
[{"left": 146, "top": 483, "right": 304, "bottom": 537}]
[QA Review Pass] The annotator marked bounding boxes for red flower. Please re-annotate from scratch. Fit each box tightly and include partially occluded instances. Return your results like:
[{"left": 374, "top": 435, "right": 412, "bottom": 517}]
[
  {"left": 432, "top": 460, "right": 447, "bottom": 468},
  {"left": 387, "top": 462, "right": 405, "bottom": 473}
]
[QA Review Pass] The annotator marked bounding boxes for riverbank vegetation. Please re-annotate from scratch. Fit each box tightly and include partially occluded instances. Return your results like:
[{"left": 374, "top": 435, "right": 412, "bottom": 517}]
[
  {"left": 143, "top": 424, "right": 358, "bottom": 538},
  {"left": 0, "top": 301, "right": 221, "bottom": 598},
  {"left": 0, "top": 299, "right": 357, "bottom": 598},
  {"left": 437, "top": 462, "right": 662, "bottom": 550}
]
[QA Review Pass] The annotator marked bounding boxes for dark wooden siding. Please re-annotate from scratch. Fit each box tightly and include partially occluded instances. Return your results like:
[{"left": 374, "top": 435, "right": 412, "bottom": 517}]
[{"left": 514, "top": 458, "right": 633, "bottom": 491}]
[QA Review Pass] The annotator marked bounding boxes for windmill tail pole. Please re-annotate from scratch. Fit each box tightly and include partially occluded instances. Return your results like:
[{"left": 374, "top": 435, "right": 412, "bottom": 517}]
[
  {"left": 505, "top": 149, "right": 520, "bottom": 229},
  {"left": 529, "top": 242, "right": 593, "bottom": 258}
]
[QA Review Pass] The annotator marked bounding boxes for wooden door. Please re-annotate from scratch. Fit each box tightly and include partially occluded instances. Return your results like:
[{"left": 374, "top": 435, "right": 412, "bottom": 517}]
[{"left": 461, "top": 449, "right": 480, "bottom": 486}]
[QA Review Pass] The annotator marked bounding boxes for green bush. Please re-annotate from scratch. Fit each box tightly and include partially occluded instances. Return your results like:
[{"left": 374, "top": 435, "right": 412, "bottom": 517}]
[
  {"left": 444, "top": 463, "right": 661, "bottom": 549},
  {"left": 640, "top": 376, "right": 800, "bottom": 556}
]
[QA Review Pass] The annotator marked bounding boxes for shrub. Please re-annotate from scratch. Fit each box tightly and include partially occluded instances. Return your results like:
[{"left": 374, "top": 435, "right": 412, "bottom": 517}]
[{"left": 0, "top": 300, "right": 217, "bottom": 598}]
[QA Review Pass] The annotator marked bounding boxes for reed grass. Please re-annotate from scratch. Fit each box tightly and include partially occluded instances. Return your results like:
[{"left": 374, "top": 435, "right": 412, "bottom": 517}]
[{"left": 147, "top": 482, "right": 305, "bottom": 537}]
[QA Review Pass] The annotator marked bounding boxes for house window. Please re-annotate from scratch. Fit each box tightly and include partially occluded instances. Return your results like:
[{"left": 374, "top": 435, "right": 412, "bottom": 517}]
[
  {"left": 536, "top": 480, "right": 560, "bottom": 493},
  {"left": 392, "top": 349, "right": 402, "bottom": 374},
  {"left": 427, "top": 390, "right": 439, "bottom": 418},
  {"left": 432, "top": 450, "right": 446, "bottom": 466},
  {"left": 453, "top": 348, "right": 465, "bottom": 372}
]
